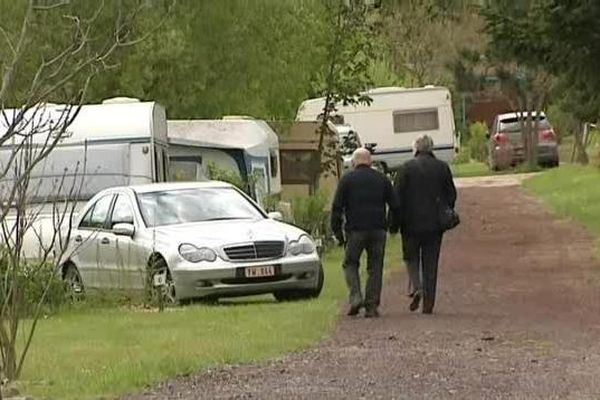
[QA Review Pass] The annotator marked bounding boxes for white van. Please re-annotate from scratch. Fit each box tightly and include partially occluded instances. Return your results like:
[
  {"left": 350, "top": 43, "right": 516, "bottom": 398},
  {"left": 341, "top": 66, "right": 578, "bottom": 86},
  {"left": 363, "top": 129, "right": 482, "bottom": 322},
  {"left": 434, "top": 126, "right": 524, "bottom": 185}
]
[
  {"left": 296, "top": 86, "right": 458, "bottom": 171},
  {"left": 167, "top": 117, "right": 281, "bottom": 203}
]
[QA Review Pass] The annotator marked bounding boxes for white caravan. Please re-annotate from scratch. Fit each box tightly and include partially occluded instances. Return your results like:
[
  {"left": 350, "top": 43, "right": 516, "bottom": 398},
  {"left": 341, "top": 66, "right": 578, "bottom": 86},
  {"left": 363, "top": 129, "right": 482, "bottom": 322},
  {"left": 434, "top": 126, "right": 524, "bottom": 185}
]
[
  {"left": 0, "top": 97, "right": 169, "bottom": 203},
  {"left": 0, "top": 97, "right": 168, "bottom": 257},
  {"left": 296, "top": 86, "right": 458, "bottom": 171},
  {"left": 167, "top": 117, "right": 281, "bottom": 203}
]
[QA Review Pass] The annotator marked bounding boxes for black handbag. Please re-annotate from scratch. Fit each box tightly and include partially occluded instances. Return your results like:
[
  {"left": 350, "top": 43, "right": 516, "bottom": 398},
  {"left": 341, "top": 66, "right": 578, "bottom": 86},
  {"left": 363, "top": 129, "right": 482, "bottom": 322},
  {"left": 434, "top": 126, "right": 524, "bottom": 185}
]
[{"left": 438, "top": 199, "right": 460, "bottom": 232}]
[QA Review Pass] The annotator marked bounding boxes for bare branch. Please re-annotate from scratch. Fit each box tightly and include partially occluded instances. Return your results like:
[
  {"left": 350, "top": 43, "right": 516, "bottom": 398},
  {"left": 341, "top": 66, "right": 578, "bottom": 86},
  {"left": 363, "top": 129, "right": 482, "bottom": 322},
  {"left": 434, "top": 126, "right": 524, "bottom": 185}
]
[
  {"left": 0, "top": 25, "right": 16, "bottom": 56},
  {"left": 0, "top": 0, "right": 34, "bottom": 102}
]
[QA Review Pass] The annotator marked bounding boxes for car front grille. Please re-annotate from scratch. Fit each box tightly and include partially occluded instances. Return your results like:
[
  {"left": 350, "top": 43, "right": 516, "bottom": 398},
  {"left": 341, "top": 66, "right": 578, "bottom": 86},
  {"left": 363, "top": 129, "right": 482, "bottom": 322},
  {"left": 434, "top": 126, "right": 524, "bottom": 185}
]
[{"left": 223, "top": 241, "right": 285, "bottom": 261}]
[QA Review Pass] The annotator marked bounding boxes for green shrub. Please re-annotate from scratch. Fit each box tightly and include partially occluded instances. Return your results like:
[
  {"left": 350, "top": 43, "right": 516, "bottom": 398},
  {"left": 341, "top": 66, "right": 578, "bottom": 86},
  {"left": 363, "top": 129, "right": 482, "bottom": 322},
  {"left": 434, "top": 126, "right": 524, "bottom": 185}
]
[
  {"left": 467, "top": 122, "right": 489, "bottom": 162},
  {"left": 0, "top": 252, "right": 66, "bottom": 317},
  {"left": 205, "top": 162, "right": 249, "bottom": 191},
  {"left": 290, "top": 191, "right": 330, "bottom": 243},
  {"left": 453, "top": 146, "right": 471, "bottom": 164},
  {"left": 261, "top": 194, "right": 281, "bottom": 212}
]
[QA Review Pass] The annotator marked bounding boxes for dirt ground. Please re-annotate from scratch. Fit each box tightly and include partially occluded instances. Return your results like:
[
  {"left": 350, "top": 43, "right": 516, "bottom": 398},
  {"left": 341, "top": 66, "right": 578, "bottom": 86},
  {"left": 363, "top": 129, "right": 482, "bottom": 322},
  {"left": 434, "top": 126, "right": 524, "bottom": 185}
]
[{"left": 125, "top": 181, "right": 600, "bottom": 400}]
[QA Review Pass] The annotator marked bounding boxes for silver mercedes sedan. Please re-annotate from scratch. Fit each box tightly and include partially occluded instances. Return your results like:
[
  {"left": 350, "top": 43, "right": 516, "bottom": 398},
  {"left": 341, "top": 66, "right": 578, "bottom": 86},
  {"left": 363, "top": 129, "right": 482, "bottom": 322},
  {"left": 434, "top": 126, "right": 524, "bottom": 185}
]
[{"left": 61, "top": 181, "right": 323, "bottom": 304}]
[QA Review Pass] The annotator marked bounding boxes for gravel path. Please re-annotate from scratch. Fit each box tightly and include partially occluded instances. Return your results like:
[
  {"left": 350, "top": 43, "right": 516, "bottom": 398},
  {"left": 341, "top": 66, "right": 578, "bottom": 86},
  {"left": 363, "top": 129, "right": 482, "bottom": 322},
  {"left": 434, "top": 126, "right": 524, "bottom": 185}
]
[{"left": 125, "top": 184, "right": 600, "bottom": 399}]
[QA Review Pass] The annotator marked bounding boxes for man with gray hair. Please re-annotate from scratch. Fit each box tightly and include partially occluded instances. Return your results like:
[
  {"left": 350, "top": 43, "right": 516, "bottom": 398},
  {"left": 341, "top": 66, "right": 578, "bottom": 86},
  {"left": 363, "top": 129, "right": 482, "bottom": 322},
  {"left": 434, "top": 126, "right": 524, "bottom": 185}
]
[
  {"left": 331, "top": 147, "right": 398, "bottom": 318},
  {"left": 389, "top": 135, "right": 457, "bottom": 314}
]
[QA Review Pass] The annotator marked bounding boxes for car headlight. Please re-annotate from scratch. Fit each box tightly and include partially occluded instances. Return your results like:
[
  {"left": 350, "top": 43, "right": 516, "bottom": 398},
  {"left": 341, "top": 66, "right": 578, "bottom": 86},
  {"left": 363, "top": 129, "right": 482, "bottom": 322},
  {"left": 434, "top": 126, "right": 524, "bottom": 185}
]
[
  {"left": 178, "top": 243, "right": 217, "bottom": 263},
  {"left": 288, "top": 235, "right": 316, "bottom": 256}
]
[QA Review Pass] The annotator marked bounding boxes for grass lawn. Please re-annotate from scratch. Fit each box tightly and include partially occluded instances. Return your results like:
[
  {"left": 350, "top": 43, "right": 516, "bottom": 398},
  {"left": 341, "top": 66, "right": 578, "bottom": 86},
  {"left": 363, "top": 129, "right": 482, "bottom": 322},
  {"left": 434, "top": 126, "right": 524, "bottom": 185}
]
[
  {"left": 451, "top": 162, "right": 492, "bottom": 178},
  {"left": 451, "top": 161, "right": 537, "bottom": 178},
  {"left": 18, "top": 239, "right": 402, "bottom": 399},
  {"left": 525, "top": 165, "right": 600, "bottom": 254}
]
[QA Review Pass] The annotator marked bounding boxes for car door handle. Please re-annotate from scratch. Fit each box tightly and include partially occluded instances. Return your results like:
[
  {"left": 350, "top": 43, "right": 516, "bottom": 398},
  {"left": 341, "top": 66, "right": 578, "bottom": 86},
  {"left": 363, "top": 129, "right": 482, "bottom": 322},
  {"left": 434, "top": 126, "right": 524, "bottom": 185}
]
[
  {"left": 101, "top": 237, "right": 110, "bottom": 245},
  {"left": 74, "top": 235, "right": 82, "bottom": 243}
]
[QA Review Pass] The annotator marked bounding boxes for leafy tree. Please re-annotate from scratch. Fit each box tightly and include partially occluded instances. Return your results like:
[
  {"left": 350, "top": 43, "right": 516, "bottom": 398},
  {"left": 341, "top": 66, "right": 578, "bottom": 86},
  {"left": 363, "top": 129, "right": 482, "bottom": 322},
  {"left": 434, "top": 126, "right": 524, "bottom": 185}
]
[
  {"left": 483, "top": 0, "right": 600, "bottom": 164},
  {"left": 310, "top": 0, "right": 380, "bottom": 188}
]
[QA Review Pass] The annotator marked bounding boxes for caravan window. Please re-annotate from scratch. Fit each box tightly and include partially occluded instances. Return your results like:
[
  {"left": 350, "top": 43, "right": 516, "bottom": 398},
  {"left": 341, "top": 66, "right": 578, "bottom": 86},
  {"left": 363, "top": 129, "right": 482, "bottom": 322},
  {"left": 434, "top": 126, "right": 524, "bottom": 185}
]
[
  {"left": 269, "top": 150, "right": 278, "bottom": 178},
  {"left": 170, "top": 156, "right": 202, "bottom": 182},
  {"left": 280, "top": 150, "right": 319, "bottom": 184},
  {"left": 393, "top": 109, "right": 439, "bottom": 133}
]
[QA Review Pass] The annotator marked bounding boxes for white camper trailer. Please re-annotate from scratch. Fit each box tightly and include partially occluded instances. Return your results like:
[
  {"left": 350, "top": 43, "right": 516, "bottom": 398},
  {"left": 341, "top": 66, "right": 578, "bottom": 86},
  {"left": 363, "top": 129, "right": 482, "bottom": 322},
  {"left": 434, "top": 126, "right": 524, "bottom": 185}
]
[
  {"left": 296, "top": 86, "right": 458, "bottom": 171},
  {"left": 0, "top": 98, "right": 168, "bottom": 258},
  {"left": 167, "top": 118, "right": 281, "bottom": 202},
  {"left": 0, "top": 98, "right": 169, "bottom": 203}
]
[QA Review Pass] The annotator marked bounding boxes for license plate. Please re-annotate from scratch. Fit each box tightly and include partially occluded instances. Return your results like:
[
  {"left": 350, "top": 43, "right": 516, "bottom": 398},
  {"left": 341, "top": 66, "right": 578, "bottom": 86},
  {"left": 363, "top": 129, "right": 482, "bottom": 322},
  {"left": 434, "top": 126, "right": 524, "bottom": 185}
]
[
  {"left": 245, "top": 266, "right": 275, "bottom": 278},
  {"left": 153, "top": 272, "right": 167, "bottom": 287}
]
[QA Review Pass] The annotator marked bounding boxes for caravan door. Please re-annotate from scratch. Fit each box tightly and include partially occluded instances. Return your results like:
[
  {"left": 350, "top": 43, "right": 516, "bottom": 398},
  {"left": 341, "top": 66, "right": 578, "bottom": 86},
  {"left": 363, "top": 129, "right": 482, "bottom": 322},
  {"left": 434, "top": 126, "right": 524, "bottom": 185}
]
[{"left": 251, "top": 161, "right": 268, "bottom": 206}]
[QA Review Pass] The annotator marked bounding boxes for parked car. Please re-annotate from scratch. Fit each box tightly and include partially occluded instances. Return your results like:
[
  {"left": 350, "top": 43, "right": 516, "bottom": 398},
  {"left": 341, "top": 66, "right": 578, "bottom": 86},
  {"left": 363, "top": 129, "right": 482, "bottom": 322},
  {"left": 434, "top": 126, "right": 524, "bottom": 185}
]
[
  {"left": 61, "top": 182, "right": 324, "bottom": 304},
  {"left": 488, "top": 112, "right": 559, "bottom": 170}
]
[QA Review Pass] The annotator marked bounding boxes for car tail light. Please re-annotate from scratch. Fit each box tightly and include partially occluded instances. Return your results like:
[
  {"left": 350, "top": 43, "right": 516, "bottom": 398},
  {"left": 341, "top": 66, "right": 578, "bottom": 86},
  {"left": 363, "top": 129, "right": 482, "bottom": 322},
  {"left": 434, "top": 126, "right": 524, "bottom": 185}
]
[
  {"left": 494, "top": 132, "right": 509, "bottom": 145},
  {"left": 539, "top": 129, "right": 556, "bottom": 142}
]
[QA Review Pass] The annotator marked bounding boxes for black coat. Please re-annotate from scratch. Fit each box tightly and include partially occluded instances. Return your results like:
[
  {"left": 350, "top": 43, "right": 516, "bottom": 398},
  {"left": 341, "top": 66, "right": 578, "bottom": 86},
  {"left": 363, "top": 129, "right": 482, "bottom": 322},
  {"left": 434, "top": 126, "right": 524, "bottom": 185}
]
[
  {"left": 391, "top": 152, "right": 457, "bottom": 234},
  {"left": 331, "top": 165, "right": 398, "bottom": 240}
]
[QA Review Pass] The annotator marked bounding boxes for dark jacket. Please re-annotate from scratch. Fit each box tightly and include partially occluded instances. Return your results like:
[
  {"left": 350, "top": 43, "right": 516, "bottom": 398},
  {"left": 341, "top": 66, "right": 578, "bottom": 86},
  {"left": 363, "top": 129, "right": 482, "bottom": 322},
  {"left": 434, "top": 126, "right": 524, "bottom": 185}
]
[
  {"left": 391, "top": 152, "right": 457, "bottom": 235},
  {"left": 331, "top": 165, "right": 398, "bottom": 240}
]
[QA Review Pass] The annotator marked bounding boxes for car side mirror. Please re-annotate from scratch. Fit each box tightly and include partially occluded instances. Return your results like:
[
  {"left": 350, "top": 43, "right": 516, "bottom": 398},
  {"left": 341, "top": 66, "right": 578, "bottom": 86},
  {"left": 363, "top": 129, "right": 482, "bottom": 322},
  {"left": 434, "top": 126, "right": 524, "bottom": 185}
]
[
  {"left": 113, "top": 223, "right": 135, "bottom": 237},
  {"left": 267, "top": 211, "right": 283, "bottom": 221}
]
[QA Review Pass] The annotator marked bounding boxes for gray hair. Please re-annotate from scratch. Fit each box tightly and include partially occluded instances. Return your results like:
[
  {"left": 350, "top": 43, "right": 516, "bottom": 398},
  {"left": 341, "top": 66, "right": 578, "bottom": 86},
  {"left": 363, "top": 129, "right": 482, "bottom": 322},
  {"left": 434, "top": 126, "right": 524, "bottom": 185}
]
[
  {"left": 413, "top": 135, "right": 434, "bottom": 154},
  {"left": 351, "top": 147, "right": 372, "bottom": 168}
]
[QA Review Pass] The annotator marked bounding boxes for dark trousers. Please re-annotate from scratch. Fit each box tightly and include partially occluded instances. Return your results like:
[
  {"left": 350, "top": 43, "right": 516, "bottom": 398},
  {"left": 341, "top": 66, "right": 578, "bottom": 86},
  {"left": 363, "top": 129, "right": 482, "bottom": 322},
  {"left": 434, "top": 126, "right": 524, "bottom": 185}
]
[
  {"left": 402, "top": 232, "right": 443, "bottom": 312},
  {"left": 343, "top": 230, "right": 387, "bottom": 310}
]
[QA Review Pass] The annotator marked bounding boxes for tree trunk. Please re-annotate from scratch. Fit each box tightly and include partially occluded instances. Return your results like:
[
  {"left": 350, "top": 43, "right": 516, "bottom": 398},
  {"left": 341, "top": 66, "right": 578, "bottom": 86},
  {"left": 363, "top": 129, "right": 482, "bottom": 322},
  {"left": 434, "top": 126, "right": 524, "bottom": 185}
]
[{"left": 573, "top": 123, "right": 590, "bottom": 165}]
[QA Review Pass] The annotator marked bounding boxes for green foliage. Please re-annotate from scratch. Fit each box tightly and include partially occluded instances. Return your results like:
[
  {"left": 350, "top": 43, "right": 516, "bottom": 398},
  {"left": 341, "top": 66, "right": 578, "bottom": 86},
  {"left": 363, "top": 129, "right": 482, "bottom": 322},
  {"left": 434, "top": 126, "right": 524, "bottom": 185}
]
[
  {"left": 260, "top": 194, "right": 281, "bottom": 213},
  {"left": 483, "top": 1, "right": 600, "bottom": 122},
  {"left": 0, "top": 0, "right": 169, "bottom": 106},
  {"left": 312, "top": 0, "right": 381, "bottom": 178},
  {"left": 84, "top": 0, "right": 333, "bottom": 120},
  {"left": 467, "top": 122, "right": 488, "bottom": 162},
  {"left": 290, "top": 192, "right": 330, "bottom": 241},
  {"left": 546, "top": 103, "right": 579, "bottom": 140},
  {"left": 453, "top": 146, "right": 471, "bottom": 164},
  {"left": 0, "top": 254, "right": 66, "bottom": 317},
  {"left": 204, "top": 162, "right": 249, "bottom": 192}
]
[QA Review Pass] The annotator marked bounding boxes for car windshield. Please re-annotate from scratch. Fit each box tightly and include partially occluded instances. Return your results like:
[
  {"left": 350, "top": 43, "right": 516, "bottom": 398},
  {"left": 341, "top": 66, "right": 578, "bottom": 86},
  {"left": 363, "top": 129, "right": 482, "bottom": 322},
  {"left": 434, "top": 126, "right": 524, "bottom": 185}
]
[{"left": 137, "top": 187, "right": 265, "bottom": 227}]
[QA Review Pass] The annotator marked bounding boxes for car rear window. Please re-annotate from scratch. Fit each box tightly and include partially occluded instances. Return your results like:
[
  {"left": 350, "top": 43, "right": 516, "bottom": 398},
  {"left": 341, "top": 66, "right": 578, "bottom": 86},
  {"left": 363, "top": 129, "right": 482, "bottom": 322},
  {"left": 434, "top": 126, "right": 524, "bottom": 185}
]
[{"left": 500, "top": 116, "right": 551, "bottom": 132}]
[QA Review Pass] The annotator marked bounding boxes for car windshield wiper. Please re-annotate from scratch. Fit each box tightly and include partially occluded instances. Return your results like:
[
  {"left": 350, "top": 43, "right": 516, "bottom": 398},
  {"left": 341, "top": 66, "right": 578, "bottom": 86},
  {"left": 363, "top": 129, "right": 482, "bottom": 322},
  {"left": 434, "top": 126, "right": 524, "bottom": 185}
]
[{"left": 201, "top": 217, "right": 252, "bottom": 222}]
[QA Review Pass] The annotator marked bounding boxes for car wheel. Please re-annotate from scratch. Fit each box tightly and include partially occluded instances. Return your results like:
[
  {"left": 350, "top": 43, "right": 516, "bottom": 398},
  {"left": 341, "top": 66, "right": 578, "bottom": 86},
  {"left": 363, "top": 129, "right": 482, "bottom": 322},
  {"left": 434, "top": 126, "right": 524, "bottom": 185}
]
[
  {"left": 63, "top": 263, "right": 84, "bottom": 301},
  {"left": 147, "top": 257, "right": 177, "bottom": 306},
  {"left": 273, "top": 265, "right": 324, "bottom": 302}
]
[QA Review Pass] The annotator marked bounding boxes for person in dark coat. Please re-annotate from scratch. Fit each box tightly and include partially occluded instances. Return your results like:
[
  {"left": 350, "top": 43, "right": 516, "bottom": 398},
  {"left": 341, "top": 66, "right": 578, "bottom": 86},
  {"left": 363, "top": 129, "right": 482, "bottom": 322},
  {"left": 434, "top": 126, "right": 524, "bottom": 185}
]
[
  {"left": 389, "top": 135, "right": 457, "bottom": 314},
  {"left": 331, "top": 147, "right": 398, "bottom": 318}
]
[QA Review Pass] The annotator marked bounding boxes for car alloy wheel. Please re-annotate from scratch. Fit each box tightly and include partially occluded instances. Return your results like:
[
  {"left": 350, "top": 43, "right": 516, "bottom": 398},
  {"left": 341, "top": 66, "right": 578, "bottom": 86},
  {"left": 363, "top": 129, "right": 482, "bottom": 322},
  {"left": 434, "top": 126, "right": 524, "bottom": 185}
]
[{"left": 63, "top": 265, "right": 84, "bottom": 301}]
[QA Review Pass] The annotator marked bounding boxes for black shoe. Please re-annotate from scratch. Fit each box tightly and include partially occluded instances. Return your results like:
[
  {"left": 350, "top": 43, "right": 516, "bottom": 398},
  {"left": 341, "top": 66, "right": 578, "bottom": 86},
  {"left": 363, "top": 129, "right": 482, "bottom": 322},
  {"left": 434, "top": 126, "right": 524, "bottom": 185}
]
[
  {"left": 422, "top": 299, "right": 434, "bottom": 314},
  {"left": 347, "top": 304, "right": 362, "bottom": 316},
  {"left": 409, "top": 293, "right": 421, "bottom": 312},
  {"left": 364, "top": 308, "right": 380, "bottom": 318}
]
